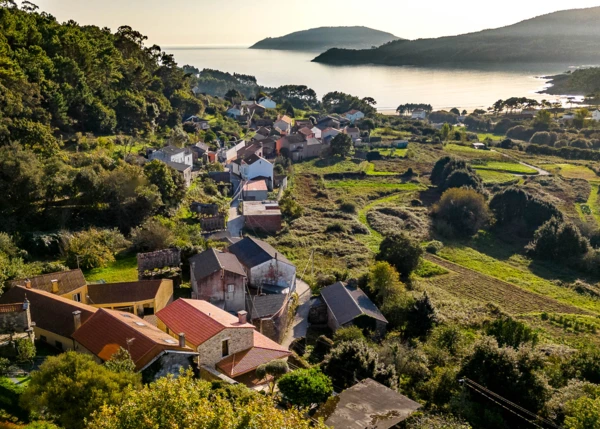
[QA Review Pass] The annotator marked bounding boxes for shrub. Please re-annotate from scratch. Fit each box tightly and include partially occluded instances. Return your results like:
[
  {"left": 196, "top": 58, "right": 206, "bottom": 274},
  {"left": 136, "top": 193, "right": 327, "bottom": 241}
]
[
  {"left": 530, "top": 131, "right": 557, "bottom": 146},
  {"left": 131, "top": 218, "right": 175, "bottom": 252},
  {"left": 333, "top": 326, "right": 366, "bottom": 344},
  {"left": 426, "top": 240, "right": 444, "bottom": 254},
  {"left": 63, "top": 228, "right": 128, "bottom": 270},
  {"left": 433, "top": 188, "right": 490, "bottom": 237},
  {"left": 325, "top": 222, "right": 348, "bottom": 234},
  {"left": 506, "top": 125, "right": 536, "bottom": 141},
  {"left": 338, "top": 201, "right": 357, "bottom": 214},
  {"left": 377, "top": 233, "right": 423, "bottom": 277},
  {"left": 493, "top": 118, "right": 516, "bottom": 135},
  {"left": 277, "top": 368, "right": 333, "bottom": 408},
  {"left": 405, "top": 292, "right": 438, "bottom": 339},
  {"left": 485, "top": 315, "right": 539, "bottom": 349},
  {"left": 526, "top": 217, "right": 589, "bottom": 262}
]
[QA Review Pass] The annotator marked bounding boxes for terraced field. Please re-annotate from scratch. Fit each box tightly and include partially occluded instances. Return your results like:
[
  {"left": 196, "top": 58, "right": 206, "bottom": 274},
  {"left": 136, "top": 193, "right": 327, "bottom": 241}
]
[
  {"left": 421, "top": 254, "right": 591, "bottom": 316},
  {"left": 472, "top": 161, "right": 538, "bottom": 175},
  {"left": 476, "top": 170, "right": 519, "bottom": 184}
]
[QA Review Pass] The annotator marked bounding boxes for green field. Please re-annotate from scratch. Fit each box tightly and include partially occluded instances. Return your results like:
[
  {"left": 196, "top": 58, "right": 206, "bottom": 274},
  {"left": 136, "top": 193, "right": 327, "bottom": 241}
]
[
  {"left": 444, "top": 144, "right": 504, "bottom": 160},
  {"left": 371, "top": 147, "right": 408, "bottom": 158},
  {"left": 293, "top": 158, "right": 364, "bottom": 174},
  {"left": 325, "top": 181, "right": 422, "bottom": 190},
  {"left": 371, "top": 127, "right": 411, "bottom": 140},
  {"left": 477, "top": 133, "right": 504, "bottom": 142},
  {"left": 543, "top": 163, "right": 599, "bottom": 181},
  {"left": 84, "top": 254, "right": 138, "bottom": 283},
  {"left": 473, "top": 161, "right": 538, "bottom": 175},
  {"left": 362, "top": 162, "right": 397, "bottom": 176},
  {"left": 476, "top": 170, "right": 519, "bottom": 184}
]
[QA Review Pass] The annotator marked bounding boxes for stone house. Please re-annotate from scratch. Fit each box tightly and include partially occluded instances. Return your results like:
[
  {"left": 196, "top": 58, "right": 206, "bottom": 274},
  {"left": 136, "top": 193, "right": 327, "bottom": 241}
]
[
  {"left": 189, "top": 248, "right": 247, "bottom": 313},
  {"left": 72, "top": 308, "right": 197, "bottom": 382},
  {"left": 227, "top": 237, "right": 296, "bottom": 294},
  {"left": 242, "top": 201, "right": 283, "bottom": 234},
  {"left": 0, "top": 301, "right": 34, "bottom": 348},
  {"left": 156, "top": 299, "right": 290, "bottom": 381},
  {"left": 320, "top": 282, "right": 387, "bottom": 336},
  {"left": 246, "top": 293, "right": 290, "bottom": 343}
]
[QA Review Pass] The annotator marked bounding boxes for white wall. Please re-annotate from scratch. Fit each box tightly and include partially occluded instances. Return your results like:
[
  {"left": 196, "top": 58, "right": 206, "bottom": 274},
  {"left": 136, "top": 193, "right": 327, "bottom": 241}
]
[
  {"left": 250, "top": 259, "right": 296, "bottom": 291},
  {"left": 243, "top": 158, "right": 273, "bottom": 184}
]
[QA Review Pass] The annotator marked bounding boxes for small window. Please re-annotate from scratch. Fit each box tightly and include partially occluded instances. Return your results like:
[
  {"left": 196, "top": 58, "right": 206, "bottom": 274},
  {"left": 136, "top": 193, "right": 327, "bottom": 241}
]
[
  {"left": 163, "top": 339, "right": 177, "bottom": 345},
  {"left": 222, "top": 339, "right": 229, "bottom": 358},
  {"left": 55, "top": 341, "right": 63, "bottom": 350},
  {"left": 72, "top": 293, "right": 81, "bottom": 302},
  {"left": 227, "top": 284, "right": 235, "bottom": 293},
  {"left": 134, "top": 322, "right": 146, "bottom": 327}
]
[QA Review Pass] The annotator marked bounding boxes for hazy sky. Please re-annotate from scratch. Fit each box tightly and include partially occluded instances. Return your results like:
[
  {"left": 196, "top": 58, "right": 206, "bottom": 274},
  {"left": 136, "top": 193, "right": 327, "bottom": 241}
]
[{"left": 31, "top": 0, "right": 600, "bottom": 46}]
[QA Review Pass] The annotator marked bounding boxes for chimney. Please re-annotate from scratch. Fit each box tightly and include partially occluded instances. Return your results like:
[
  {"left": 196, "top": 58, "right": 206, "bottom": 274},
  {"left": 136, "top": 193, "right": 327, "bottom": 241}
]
[
  {"left": 178, "top": 333, "right": 186, "bottom": 348},
  {"left": 73, "top": 311, "right": 82, "bottom": 331},
  {"left": 238, "top": 311, "right": 248, "bottom": 325},
  {"left": 51, "top": 279, "right": 59, "bottom": 294},
  {"left": 24, "top": 279, "right": 32, "bottom": 289}
]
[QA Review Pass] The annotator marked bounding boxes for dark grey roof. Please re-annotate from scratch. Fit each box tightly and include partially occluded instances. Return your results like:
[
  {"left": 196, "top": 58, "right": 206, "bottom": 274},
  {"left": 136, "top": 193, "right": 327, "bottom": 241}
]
[
  {"left": 189, "top": 248, "right": 246, "bottom": 281},
  {"left": 320, "top": 282, "right": 387, "bottom": 326},
  {"left": 160, "top": 145, "right": 187, "bottom": 156},
  {"left": 9, "top": 270, "right": 86, "bottom": 295},
  {"left": 306, "top": 137, "right": 323, "bottom": 146},
  {"left": 228, "top": 237, "right": 292, "bottom": 269},
  {"left": 246, "top": 294, "right": 287, "bottom": 320},
  {"left": 208, "top": 172, "right": 230, "bottom": 183},
  {"left": 165, "top": 161, "right": 191, "bottom": 172},
  {"left": 319, "top": 378, "right": 421, "bottom": 429}
]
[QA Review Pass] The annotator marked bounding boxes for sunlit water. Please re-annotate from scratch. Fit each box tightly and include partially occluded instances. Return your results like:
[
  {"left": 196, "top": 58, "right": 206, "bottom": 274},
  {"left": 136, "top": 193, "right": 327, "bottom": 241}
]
[{"left": 165, "top": 46, "right": 585, "bottom": 112}]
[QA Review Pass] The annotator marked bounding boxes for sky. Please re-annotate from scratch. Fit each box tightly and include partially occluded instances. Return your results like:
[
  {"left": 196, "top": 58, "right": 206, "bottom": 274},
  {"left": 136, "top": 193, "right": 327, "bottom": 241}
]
[{"left": 30, "top": 0, "right": 600, "bottom": 46}]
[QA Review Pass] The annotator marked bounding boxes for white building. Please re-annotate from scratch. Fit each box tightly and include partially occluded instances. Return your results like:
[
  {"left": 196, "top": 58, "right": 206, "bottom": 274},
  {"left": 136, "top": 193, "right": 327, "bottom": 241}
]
[
  {"left": 258, "top": 97, "right": 277, "bottom": 109},
  {"left": 343, "top": 109, "right": 365, "bottom": 123},
  {"left": 311, "top": 126, "right": 322, "bottom": 139},
  {"left": 322, "top": 127, "right": 341, "bottom": 140},
  {"left": 274, "top": 115, "right": 293, "bottom": 134},
  {"left": 411, "top": 109, "right": 427, "bottom": 120},
  {"left": 592, "top": 110, "right": 600, "bottom": 122},
  {"left": 149, "top": 145, "right": 193, "bottom": 167}
]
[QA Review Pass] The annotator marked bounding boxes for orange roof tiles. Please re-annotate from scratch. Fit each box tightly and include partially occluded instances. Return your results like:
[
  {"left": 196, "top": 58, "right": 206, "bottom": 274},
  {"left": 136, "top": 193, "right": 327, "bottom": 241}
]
[
  {"left": 243, "top": 179, "right": 268, "bottom": 192},
  {"left": 156, "top": 299, "right": 254, "bottom": 348}
]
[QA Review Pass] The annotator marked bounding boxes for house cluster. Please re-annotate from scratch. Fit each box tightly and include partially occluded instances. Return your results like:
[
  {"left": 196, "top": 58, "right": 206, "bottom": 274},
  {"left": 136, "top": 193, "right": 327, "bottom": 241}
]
[
  {"left": 0, "top": 237, "right": 296, "bottom": 385},
  {"left": 147, "top": 141, "right": 214, "bottom": 188}
]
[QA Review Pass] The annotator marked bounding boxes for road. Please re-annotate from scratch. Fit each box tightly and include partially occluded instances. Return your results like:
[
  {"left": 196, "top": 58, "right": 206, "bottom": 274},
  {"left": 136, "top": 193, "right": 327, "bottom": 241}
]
[
  {"left": 227, "top": 200, "right": 244, "bottom": 238},
  {"left": 491, "top": 149, "right": 550, "bottom": 176},
  {"left": 282, "top": 279, "right": 312, "bottom": 348}
]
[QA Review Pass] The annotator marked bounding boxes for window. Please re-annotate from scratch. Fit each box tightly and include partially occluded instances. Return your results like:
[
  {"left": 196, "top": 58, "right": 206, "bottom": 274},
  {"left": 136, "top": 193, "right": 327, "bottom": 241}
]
[
  {"left": 222, "top": 339, "right": 229, "bottom": 357},
  {"left": 55, "top": 341, "right": 63, "bottom": 351},
  {"left": 72, "top": 293, "right": 81, "bottom": 302},
  {"left": 227, "top": 284, "right": 235, "bottom": 293}
]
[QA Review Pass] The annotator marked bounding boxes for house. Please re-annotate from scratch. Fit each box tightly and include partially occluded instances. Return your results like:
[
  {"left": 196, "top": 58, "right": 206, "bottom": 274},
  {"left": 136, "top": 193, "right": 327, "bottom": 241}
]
[
  {"left": 86, "top": 279, "right": 174, "bottom": 320},
  {"left": 72, "top": 308, "right": 197, "bottom": 382},
  {"left": 237, "top": 142, "right": 264, "bottom": 160},
  {"left": 156, "top": 299, "right": 291, "bottom": 381},
  {"left": 242, "top": 179, "right": 269, "bottom": 201},
  {"left": 322, "top": 127, "right": 341, "bottom": 141},
  {"left": 189, "top": 248, "right": 247, "bottom": 312},
  {"left": 149, "top": 145, "right": 193, "bottom": 168},
  {"left": 246, "top": 103, "right": 266, "bottom": 116},
  {"left": 165, "top": 161, "right": 192, "bottom": 187},
  {"left": 311, "top": 126, "right": 322, "bottom": 139},
  {"left": 8, "top": 272, "right": 174, "bottom": 321},
  {"left": 344, "top": 109, "right": 365, "bottom": 123},
  {"left": 226, "top": 105, "right": 246, "bottom": 119},
  {"left": 184, "top": 116, "right": 210, "bottom": 130},
  {"left": 411, "top": 109, "right": 427, "bottom": 120},
  {"left": 246, "top": 293, "right": 290, "bottom": 343},
  {"left": 228, "top": 237, "right": 295, "bottom": 293},
  {"left": 189, "top": 141, "right": 209, "bottom": 162},
  {"left": 320, "top": 282, "right": 387, "bottom": 335},
  {"left": 258, "top": 137, "right": 277, "bottom": 158},
  {"left": 562, "top": 113, "right": 575, "bottom": 121},
  {"left": 274, "top": 115, "right": 293, "bottom": 134},
  {"left": 294, "top": 120, "right": 313, "bottom": 130},
  {"left": 472, "top": 142, "right": 486, "bottom": 150},
  {"left": 233, "top": 154, "right": 274, "bottom": 188},
  {"left": 0, "top": 286, "right": 97, "bottom": 351},
  {"left": 298, "top": 127, "right": 315, "bottom": 139},
  {"left": 316, "top": 116, "right": 341, "bottom": 131},
  {"left": 242, "top": 201, "right": 283, "bottom": 234},
  {"left": 257, "top": 96, "right": 277, "bottom": 109},
  {"left": 0, "top": 301, "right": 34, "bottom": 348},
  {"left": 344, "top": 126, "right": 361, "bottom": 142},
  {"left": 592, "top": 110, "right": 600, "bottom": 122},
  {"left": 315, "top": 378, "right": 421, "bottom": 429}
]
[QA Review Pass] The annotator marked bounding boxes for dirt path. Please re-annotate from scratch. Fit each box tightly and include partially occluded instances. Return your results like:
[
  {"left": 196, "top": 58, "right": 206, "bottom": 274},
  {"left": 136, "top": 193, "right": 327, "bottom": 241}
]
[
  {"left": 423, "top": 254, "right": 591, "bottom": 315},
  {"left": 282, "top": 279, "right": 312, "bottom": 348}
]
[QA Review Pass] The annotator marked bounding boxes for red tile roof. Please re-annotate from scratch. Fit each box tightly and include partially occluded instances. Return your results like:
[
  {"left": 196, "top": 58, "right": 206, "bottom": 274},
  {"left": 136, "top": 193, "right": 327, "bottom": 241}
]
[
  {"left": 217, "top": 331, "right": 291, "bottom": 377},
  {"left": 72, "top": 308, "right": 193, "bottom": 371},
  {"left": 243, "top": 179, "right": 268, "bottom": 192},
  {"left": 156, "top": 299, "right": 254, "bottom": 348}
]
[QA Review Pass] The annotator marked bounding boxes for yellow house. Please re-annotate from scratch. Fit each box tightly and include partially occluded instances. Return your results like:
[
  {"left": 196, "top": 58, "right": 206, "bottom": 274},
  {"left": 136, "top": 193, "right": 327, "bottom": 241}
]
[{"left": 9, "top": 271, "right": 173, "bottom": 319}]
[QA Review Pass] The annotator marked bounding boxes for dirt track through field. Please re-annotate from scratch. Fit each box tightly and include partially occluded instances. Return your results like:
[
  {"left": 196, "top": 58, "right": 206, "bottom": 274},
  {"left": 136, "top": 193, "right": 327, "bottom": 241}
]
[{"left": 422, "top": 254, "right": 591, "bottom": 315}]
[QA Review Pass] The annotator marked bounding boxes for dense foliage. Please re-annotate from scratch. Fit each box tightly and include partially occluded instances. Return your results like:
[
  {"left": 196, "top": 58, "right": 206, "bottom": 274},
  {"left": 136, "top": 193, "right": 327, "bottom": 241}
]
[{"left": 277, "top": 367, "right": 333, "bottom": 407}]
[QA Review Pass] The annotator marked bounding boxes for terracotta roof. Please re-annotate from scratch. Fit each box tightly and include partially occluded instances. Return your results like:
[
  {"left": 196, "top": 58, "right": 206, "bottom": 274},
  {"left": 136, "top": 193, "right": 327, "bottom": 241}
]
[
  {"left": 87, "top": 280, "right": 168, "bottom": 305},
  {"left": 320, "top": 282, "right": 387, "bottom": 326},
  {"left": 72, "top": 308, "right": 193, "bottom": 371},
  {"left": 189, "top": 248, "right": 246, "bottom": 281},
  {"left": 217, "top": 331, "right": 291, "bottom": 377},
  {"left": 278, "top": 115, "right": 293, "bottom": 125},
  {"left": 298, "top": 127, "right": 313, "bottom": 136},
  {"left": 0, "top": 303, "right": 24, "bottom": 313},
  {"left": 9, "top": 270, "right": 86, "bottom": 295},
  {"left": 228, "top": 237, "right": 292, "bottom": 268},
  {"left": 0, "top": 286, "right": 96, "bottom": 338},
  {"left": 243, "top": 179, "right": 268, "bottom": 192},
  {"left": 156, "top": 299, "right": 254, "bottom": 348}
]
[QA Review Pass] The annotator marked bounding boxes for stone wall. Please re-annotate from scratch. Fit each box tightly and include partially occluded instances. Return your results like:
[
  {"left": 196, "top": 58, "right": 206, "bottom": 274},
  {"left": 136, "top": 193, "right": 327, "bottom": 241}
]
[
  {"left": 245, "top": 214, "right": 282, "bottom": 233},
  {"left": 197, "top": 327, "right": 253, "bottom": 368},
  {"left": 200, "top": 216, "right": 226, "bottom": 232},
  {"left": 138, "top": 248, "right": 181, "bottom": 274},
  {"left": 256, "top": 298, "right": 290, "bottom": 343},
  {"left": 0, "top": 305, "right": 31, "bottom": 336}
]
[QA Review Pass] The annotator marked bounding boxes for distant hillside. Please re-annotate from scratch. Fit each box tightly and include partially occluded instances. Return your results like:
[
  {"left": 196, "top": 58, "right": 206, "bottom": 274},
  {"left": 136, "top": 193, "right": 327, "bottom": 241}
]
[
  {"left": 543, "top": 68, "right": 600, "bottom": 95},
  {"left": 313, "top": 7, "right": 600, "bottom": 65},
  {"left": 250, "top": 26, "right": 401, "bottom": 51}
]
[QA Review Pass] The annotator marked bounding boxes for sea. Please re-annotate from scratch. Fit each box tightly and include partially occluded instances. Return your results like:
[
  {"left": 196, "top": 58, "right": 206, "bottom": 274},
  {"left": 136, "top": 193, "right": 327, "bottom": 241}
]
[{"left": 165, "top": 45, "right": 585, "bottom": 113}]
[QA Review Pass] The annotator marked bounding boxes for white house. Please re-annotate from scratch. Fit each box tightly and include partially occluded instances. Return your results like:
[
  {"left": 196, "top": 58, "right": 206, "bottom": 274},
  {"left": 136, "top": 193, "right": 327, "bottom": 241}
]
[
  {"left": 149, "top": 145, "right": 193, "bottom": 168},
  {"left": 343, "top": 109, "right": 365, "bottom": 123},
  {"left": 322, "top": 127, "right": 341, "bottom": 140},
  {"left": 344, "top": 126, "right": 361, "bottom": 142},
  {"left": 274, "top": 115, "right": 293, "bottom": 134},
  {"left": 311, "top": 127, "right": 322, "bottom": 139},
  {"left": 241, "top": 155, "right": 273, "bottom": 185},
  {"left": 258, "top": 97, "right": 277, "bottom": 109},
  {"left": 226, "top": 105, "right": 246, "bottom": 119},
  {"left": 592, "top": 110, "right": 600, "bottom": 122},
  {"left": 411, "top": 109, "right": 427, "bottom": 120}
]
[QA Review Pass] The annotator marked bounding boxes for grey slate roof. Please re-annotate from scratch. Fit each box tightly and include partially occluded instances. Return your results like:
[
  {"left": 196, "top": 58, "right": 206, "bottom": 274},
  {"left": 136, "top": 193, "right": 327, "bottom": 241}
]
[
  {"left": 320, "top": 282, "right": 387, "bottom": 326},
  {"left": 160, "top": 145, "right": 187, "bottom": 156},
  {"left": 228, "top": 237, "right": 292, "bottom": 269},
  {"left": 319, "top": 378, "right": 421, "bottom": 429},
  {"left": 165, "top": 161, "right": 191, "bottom": 172},
  {"left": 189, "top": 248, "right": 247, "bottom": 281},
  {"left": 9, "top": 270, "right": 86, "bottom": 295},
  {"left": 246, "top": 293, "right": 287, "bottom": 320}
]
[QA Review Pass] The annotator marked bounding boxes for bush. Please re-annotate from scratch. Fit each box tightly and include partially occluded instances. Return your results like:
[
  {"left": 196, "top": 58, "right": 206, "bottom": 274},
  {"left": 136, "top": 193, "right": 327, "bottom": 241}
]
[
  {"left": 333, "top": 326, "right": 366, "bottom": 344},
  {"left": 433, "top": 188, "right": 490, "bottom": 237},
  {"left": 338, "top": 201, "right": 357, "bottom": 214},
  {"left": 493, "top": 118, "right": 516, "bottom": 135},
  {"left": 526, "top": 217, "right": 589, "bottom": 262},
  {"left": 530, "top": 131, "right": 557, "bottom": 146},
  {"left": 63, "top": 228, "right": 128, "bottom": 270},
  {"left": 377, "top": 233, "right": 423, "bottom": 277},
  {"left": 506, "top": 125, "right": 536, "bottom": 141},
  {"left": 277, "top": 368, "right": 333, "bottom": 408},
  {"left": 426, "top": 240, "right": 444, "bottom": 254},
  {"left": 131, "top": 218, "right": 175, "bottom": 252}
]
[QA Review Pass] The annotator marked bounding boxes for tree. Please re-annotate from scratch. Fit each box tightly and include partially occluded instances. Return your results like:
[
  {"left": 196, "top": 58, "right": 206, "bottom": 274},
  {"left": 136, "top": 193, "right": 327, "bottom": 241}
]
[
  {"left": 440, "top": 123, "right": 451, "bottom": 142},
  {"left": 405, "top": 292, "right": 438, "bottom": 339},
  {"left": 130, "top": 218, "right": 175, "bottom": 252},
  {"left": 450, "top": 108, "right": 460, "bottom": 115},
  {"left": 461, "top": 109, "right": 468, "bottom": 116},
  {"left": 143, "top": 160, "right": 186, "bottom": 208},
  {"left": 485, "top": 315, "right": 539, "bottom": 349},
  {"left": 526, "top": 217, "right": 589, "bottom": 262},
  {"left": 277, "top": 368, "right": 333, "bottom": 408},
  {"left": 87, "top": 371, "right": 326, "bottom": 429},
  {"left": 432, "top": 188, "right": 490, "bottom": 237},
  {"left": 362, "top": 97, "right": 377, "bottom": 106},
  {"left": 16, "top": 338, "right": 36, "bottom": 364},
  {"left": 322, "top": 341, "right": 398, "bottom": 390},
  {"left": 20, "top": 352, "right": 141, "bottom": 429},
  {"left": 574, "top": 108, "right": 590, "bottom": 128},
  {"left": 104, "top": 347, "right": 136, "bottom": 373},
  {"left": 225, "top": 88, "right": 243, "bottom": 102},
  {"left": 63, "top": 228, "right": 128, "bottom": 270},
  {"left": 377, "top": 233, "right": 423, "bottom": 278},
  {"left": 367, "top": 261, "right": 406, "bottom": 303},
  {"left": 565, "top": 397, "right": 600, "bottom": 429},
  {"left": 256, "top": 359, "right": 289, "bottom": 394},
  {"left": 333, "top": 326, "right": 366, "bottom": 344},
  {"left": 533, "top": 109, "right": 552, "bottom": 129},
  {"left": 330, "top": 133, "right": 353, "bottom": 157}
]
